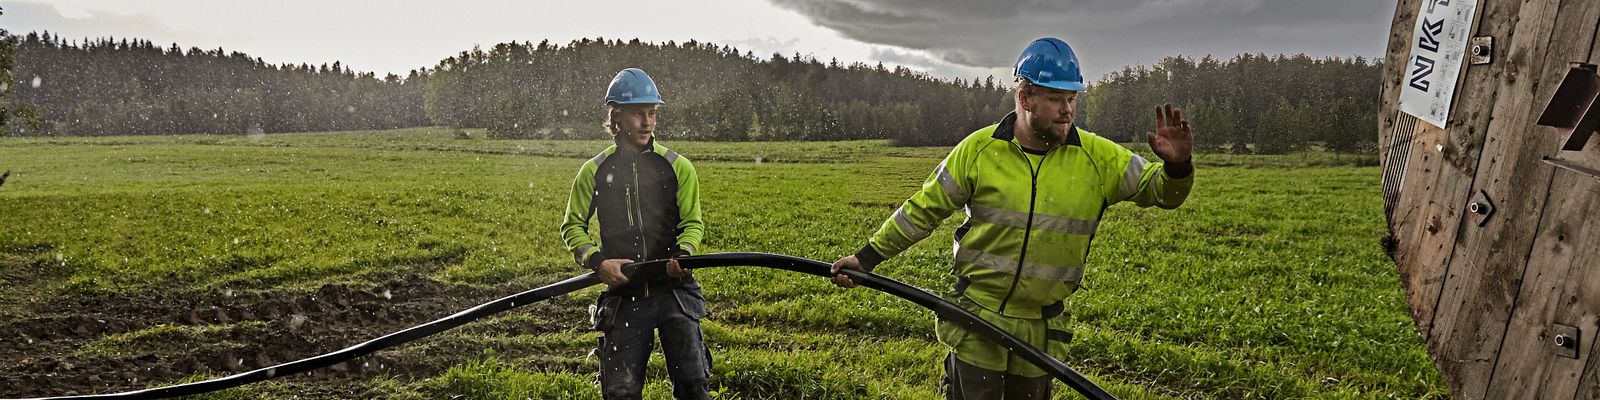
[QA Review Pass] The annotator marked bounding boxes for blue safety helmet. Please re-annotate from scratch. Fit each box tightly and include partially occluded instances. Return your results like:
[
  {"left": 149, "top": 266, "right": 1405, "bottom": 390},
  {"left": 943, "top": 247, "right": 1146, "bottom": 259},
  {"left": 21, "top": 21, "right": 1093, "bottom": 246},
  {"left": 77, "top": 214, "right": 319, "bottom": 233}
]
[
  {"left": 604, "top": 68, "right": 666, "bottom": 105},
  {"left": 1013, "top": 38, "right": 1086, "bottom": 92}
]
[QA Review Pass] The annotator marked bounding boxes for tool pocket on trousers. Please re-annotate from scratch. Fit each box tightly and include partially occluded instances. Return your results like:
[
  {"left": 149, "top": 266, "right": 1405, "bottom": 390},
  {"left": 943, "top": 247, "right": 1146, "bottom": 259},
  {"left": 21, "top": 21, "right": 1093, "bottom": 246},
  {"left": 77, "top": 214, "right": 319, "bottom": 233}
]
[
  {"left": 677, "top": 286, "right": 707, "bottom": 320},
  {"left": 935, "top": 317, "right": 970, "bottom": 350},
  {"left": 590, "top": 295, "right": 621, "bottom": 332}
]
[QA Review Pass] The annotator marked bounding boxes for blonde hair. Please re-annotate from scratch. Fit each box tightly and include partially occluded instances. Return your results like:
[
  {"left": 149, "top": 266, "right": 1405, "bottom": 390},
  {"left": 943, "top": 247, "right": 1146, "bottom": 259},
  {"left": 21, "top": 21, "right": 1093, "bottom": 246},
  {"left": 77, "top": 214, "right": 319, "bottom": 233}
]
[{"left": 601, "top": 106, "right": 620, "bottom": 136}]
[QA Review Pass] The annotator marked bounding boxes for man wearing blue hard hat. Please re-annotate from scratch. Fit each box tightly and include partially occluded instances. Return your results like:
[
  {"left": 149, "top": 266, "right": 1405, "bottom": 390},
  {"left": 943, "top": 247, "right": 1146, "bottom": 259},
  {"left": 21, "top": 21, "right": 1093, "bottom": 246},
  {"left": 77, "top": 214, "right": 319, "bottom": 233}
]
[
  {"left": 562, "top": 67, "right": 710, "bottom": 399},
  {"left": 830, "top": 38, "right": 1195, "bottom": 398}
]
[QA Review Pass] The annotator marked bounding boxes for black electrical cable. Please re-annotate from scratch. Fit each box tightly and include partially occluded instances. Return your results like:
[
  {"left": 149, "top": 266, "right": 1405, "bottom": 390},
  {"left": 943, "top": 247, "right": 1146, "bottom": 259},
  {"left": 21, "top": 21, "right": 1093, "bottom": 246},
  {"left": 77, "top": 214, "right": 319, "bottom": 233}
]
[
  {"left": 646, "top": 253, "right": 1115, "bottom": 400},
  {"left": 14, "top": 252, "right": 1115, "bottom": 400}
]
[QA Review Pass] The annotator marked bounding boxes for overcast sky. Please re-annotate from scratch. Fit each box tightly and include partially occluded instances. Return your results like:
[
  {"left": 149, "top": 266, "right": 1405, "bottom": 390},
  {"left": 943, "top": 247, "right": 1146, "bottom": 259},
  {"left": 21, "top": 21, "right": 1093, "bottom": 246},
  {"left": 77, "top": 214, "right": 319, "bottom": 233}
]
[{"left": 4, "top": 0, "right": 1396, "bottom": 83}]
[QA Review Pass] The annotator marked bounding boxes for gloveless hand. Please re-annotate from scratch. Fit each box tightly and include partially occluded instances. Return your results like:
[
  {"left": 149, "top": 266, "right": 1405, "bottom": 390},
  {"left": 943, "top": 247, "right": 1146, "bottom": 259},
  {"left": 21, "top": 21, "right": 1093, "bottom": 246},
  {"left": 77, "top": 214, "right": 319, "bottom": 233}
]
[
  {"left": 598, "top": 258, "right": 634, "bottom": 286},
  {"left": 1149, "top": 103, "right": 1194, "bottom": 163}
]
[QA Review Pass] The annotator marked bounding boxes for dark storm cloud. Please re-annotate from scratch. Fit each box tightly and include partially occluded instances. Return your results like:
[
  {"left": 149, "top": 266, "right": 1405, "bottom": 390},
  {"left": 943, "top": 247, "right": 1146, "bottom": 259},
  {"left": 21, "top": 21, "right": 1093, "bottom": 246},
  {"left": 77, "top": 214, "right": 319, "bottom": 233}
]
[
  {"left": 768, "top": 0, "right": 1394, "bottom": 80},
  {"left": 867, "top": 46, "right": 1002, "bottom": 81}
]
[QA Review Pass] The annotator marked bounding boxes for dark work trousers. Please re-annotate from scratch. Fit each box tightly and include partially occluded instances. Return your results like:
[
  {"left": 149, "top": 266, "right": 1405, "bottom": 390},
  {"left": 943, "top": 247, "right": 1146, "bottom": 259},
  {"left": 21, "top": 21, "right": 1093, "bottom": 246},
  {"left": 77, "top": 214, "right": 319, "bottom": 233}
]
[
  {"left": 598, "top": 290, "right": 711, "bottom": 400},
  {"left": 945, "top": 353, "right": 1052, "bottom": 399}
]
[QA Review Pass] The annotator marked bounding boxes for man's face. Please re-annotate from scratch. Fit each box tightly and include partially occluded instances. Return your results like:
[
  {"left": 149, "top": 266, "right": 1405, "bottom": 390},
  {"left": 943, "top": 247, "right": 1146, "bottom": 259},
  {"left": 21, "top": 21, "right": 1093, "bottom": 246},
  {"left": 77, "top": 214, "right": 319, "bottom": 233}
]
[
  {"left": 611, "top": 104, "right": 658, "bottom": 149},
  {"left": 1024, "top": 86, "right": 1077, "bottom": 144}
]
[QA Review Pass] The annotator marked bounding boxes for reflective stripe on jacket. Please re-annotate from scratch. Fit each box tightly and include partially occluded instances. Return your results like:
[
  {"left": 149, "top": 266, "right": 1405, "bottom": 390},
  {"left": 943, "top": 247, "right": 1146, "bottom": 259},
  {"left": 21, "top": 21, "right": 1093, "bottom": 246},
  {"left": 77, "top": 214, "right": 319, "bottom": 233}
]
[{"left": 859, "top": 112, "right": 1192, "bottom": 318}]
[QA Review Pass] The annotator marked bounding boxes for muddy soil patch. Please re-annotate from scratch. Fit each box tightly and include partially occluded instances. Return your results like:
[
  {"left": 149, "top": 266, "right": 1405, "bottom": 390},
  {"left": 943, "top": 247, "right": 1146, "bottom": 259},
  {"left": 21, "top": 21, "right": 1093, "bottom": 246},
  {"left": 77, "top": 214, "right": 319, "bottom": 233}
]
[{"left": 0, "top": 269, "right": 592, "bottom": 397}]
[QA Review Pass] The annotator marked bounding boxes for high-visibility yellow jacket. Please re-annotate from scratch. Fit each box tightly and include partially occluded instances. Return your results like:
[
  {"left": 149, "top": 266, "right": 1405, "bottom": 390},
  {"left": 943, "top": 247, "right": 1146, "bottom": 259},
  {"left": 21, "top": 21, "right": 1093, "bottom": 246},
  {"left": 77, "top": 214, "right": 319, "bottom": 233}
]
[{"left": 856, "top": 112, "right": 1193, "bottom": 319}]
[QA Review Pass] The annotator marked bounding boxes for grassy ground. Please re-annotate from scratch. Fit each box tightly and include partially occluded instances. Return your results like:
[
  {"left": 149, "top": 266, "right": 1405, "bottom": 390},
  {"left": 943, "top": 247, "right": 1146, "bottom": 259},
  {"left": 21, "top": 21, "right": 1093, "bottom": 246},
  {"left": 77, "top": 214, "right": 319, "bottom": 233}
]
[{"left": 0, "top": 127, "right": 1443, "bottom": 399}]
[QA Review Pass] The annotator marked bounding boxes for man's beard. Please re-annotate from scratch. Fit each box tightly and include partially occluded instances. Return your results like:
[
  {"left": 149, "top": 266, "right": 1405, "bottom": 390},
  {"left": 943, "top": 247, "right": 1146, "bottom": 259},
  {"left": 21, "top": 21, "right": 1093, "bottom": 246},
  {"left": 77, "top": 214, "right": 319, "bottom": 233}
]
[{"left": 1030, "top": 115, "right": 1067, "bottom": 144}]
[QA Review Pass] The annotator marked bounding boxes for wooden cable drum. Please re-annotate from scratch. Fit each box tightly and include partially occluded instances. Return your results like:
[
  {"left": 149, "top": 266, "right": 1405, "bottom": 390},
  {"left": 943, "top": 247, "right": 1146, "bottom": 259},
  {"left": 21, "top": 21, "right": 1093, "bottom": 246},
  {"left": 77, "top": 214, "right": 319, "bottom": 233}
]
[{"left": 1380, "top": 0, "right": 1600, "bottom": 398}]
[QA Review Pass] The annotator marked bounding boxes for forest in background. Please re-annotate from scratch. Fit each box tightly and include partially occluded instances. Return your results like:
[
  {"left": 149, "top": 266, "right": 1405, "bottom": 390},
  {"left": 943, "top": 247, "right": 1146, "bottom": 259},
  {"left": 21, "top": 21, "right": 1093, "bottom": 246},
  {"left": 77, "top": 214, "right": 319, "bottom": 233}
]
[{"left": 2, "top": 31, "right": 1379, "bottom": 153}]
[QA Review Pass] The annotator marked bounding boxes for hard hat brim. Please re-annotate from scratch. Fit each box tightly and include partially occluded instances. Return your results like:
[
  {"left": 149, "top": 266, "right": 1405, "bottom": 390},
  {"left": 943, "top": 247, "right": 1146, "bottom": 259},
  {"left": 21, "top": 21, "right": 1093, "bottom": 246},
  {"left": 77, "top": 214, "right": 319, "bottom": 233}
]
[
  {"left": 606, "top": 97, "right": 666, "bottom": 106},
  {"left": 1033, "top": 80, "right": 1086, "bottom": 92}
]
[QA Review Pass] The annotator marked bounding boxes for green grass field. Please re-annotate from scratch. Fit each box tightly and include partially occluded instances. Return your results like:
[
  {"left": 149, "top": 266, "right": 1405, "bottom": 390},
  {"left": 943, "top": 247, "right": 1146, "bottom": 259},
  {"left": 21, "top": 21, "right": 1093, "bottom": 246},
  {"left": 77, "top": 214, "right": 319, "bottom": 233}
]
[{"left": 0, "top": 128, "right": 1443, "bottom": 399}]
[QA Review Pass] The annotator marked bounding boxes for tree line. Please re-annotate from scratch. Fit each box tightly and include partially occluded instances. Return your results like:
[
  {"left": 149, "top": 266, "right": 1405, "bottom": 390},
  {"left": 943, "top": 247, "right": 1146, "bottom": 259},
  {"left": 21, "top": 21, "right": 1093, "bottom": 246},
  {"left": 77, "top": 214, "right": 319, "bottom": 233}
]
[
  {"left": 0, "top": 7, "right": 44, "bottom": 133},
  {"left": 6, "top": 31, "right": 427, "bottom": 136},
  {"left": 1085, "top": 54, "right": 1382, "bottom": 153},
  {"left": 2, "top": 31, "right": 1380, "bottom": 153},
  {"left": 424, "top": 37, "right": 1010, "bottom": 145}
]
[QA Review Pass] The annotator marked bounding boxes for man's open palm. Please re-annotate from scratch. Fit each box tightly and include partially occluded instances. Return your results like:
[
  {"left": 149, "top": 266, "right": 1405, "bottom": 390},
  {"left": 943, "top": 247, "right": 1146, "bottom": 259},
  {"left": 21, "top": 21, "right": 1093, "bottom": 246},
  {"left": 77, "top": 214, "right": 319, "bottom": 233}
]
[{"left": 1149, "top": 103, "right": 1194, "bottom": 163}]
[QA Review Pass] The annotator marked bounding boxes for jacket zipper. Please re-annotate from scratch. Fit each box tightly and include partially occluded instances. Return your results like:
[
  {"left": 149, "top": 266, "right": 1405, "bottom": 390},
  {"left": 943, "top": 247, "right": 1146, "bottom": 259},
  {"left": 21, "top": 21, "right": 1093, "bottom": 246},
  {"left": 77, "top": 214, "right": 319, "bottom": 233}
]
[
  {"left": 631, "top": 160, "right": 651, "bottom": 298},
  {"left": 625, "top": 187, "right": 635, "bottom": 226},
  {"left": 997, "top": 142, "right": 1048, "bottom": 314}
]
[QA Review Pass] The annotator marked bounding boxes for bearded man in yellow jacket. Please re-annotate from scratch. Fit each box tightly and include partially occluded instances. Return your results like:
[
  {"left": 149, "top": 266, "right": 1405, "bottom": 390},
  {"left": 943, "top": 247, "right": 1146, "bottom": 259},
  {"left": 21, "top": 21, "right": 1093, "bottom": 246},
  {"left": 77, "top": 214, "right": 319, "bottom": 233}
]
[{"left": 830, "top": 37, "right": 1195, "bottom": 399}]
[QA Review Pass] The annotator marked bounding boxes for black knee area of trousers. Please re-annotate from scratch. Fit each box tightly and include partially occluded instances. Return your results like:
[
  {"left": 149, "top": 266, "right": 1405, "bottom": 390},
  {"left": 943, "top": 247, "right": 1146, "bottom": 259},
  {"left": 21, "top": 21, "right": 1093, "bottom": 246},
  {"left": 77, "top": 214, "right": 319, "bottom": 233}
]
[{"left": 944, "top": 353, "right": 1052, "bottom": 400}]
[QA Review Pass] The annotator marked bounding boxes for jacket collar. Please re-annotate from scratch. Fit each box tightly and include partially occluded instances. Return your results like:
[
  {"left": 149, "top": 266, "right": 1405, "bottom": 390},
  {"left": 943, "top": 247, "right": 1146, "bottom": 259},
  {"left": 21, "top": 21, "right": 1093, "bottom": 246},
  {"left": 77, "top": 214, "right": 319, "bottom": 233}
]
[
  {"left": 612, "top": 136, "right": 664, "bottom": 155},
  {"left": 991, "top": 112, "right": 1082, "bottom": 148}
]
